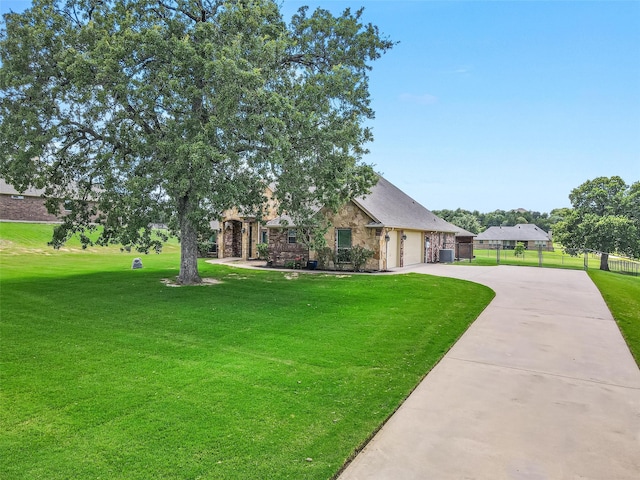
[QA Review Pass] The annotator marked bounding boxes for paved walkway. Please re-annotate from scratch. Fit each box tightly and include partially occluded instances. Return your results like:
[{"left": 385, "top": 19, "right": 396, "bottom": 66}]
[{"left": 338, "top": 264, "right": 640, "bottom": 480}]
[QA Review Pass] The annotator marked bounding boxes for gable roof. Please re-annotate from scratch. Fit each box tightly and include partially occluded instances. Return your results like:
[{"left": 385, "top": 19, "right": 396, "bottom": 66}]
[
  {"left": 266, "top": 175, "right": 462, "bottom": 234},
  {"left": 475, "top": 224, "right": 550, "bottom": 242},
  {"left": 451, "top": 225, "right": 477, "bottom": 237},
  {"left": 354, "top": 176, "right": 459, "bottom": 233}
]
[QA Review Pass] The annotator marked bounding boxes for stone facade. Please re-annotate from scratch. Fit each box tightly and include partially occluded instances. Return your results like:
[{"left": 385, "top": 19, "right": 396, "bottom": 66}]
[
  {"left": 216, "top": 185, "right": 279, "bottom": 260},
  {"left": 424, "top": 231, "right": 456, "bottom": 263},
  {"left": 267, "top": 227, "right": 308, "bottom": 266},
  {"left": 319, "top": 202, "right": 382, "bottom": 271},
  {"left": 268, "top": 201, "right": 460, "bottom": 271}
]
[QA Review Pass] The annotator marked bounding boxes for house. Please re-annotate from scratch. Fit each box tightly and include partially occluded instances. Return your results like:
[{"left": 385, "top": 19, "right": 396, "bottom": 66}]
[
  {"left": 265, "top": 175, "right": 471, "bottom": 270},
  {"left": 209, "top": 184, "right": 279, "bottom": 260},
  {"left": 474, "top": 224, "right": 553, "bottom": 251},
  {"left": 0, "top": 178, "right": 64, "bottom": 222}
]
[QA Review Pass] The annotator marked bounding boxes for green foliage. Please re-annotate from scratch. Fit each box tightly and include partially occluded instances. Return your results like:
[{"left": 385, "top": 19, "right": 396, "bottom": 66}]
[
  {"left": 449, "top": 212, "right": 483, "bottom": 234},
  {"left": 554, "top": 177, "right": 640, "bottom": 268},
  {"left": 315, "top": 246, "right": 333, "bottom": 269},
  {"left": 433, "top": 208, "right": 558, "bottom": 234},
  {"left": 0, "top": 224, "right": 493, "bottom": 479},
  {"left": 256, "top": 242, "right": 269, "bottom": 260},
  {"left": 514, "top": 242, "right": 525, "bottom": 257},
  {"left": 0, "top": 0, "right": 393, "bottom": 283},
  {"left": 589, "top": 270, "right": 640, "bottom": 367},
  {"left": 349, "top": 244, "right": 374, "bottom": 272}
]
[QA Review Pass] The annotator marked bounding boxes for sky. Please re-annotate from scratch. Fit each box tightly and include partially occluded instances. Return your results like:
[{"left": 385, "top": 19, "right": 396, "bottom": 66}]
[{"left": 2, "top": 0, "right": 639, "bottom": 213}]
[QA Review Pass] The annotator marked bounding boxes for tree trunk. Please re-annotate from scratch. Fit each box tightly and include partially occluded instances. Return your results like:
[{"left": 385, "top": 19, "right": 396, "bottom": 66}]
[
  {"left": 177, "top": 195, "right": 202, "bottom": 285},
  {"left": 599, "top": 252, "right": 610, "bottom": 271}
]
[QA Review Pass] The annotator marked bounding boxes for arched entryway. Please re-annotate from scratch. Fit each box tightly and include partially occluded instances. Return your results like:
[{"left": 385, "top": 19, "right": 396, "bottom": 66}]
[{"left": 223, "top": 220, "right": 243, "bottom": 258}]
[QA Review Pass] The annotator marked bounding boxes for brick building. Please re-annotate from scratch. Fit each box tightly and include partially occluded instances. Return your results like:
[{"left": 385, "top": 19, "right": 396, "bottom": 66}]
[{"left": 0, "top": 179, "right": 65, "bottom": 222}]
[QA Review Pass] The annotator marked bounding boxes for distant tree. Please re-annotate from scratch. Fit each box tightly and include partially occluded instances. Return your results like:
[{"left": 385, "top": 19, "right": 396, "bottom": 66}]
[
  {"left": 0, "top": 0, "right": 392, "bottom": 284},
  {"left": 433, "top": 208, "right": 483, "bottom": 233},
  {"left": 554, "top": 176, "right": 640, "bottom": 270},
  {"left": 483, "top": 210, "right": 506, "bottom": 227},
  {"left": 450, "top": 213, "right": 483, "bottom": 234},
  {"left": 549, "top": 207, "right": 571, "bottom": 223},
  {"left": 513, "top": 241, "right": 525, "bottom": 257}
]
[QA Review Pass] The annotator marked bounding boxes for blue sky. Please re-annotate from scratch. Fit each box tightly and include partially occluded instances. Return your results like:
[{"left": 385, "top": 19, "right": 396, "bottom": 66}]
[{"left": 2, "top": 0, "right": 639, "bottom": 213}]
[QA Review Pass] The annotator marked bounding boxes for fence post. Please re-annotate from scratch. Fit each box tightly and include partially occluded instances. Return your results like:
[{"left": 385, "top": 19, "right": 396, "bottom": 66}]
[
  {"left": 538, "top": 245, "right": 543, "bottom": 267},
  {"left": 583, "top": 250, "right": 588, "bottom": 271},
  {"left": 496, "top": 245, "right": 501, "bottom": 265}
]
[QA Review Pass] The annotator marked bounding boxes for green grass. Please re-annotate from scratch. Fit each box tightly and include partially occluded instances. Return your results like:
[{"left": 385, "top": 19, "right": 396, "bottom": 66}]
[
  {"left": 468, "top": 247, "right": 588, "bottom": 269},
  {"left": 0, "top": 222, "right": 494, "bottom": 480},
  {"left": 589, "top": 270, "right": 640, "bottom": 367}
]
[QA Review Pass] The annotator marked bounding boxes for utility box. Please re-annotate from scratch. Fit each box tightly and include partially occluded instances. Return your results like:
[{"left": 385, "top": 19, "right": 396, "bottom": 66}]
[{"left": 439, "top": 249, "right": 455, "bottom": 263}]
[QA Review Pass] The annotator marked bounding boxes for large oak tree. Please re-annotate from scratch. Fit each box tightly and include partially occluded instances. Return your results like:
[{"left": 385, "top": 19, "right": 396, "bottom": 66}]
[
  {"left": 0, "top": 0, "right": 392, "bottom": 283},
  {"left": 554, "top": 176, "right": 640, "bottom": 270}
]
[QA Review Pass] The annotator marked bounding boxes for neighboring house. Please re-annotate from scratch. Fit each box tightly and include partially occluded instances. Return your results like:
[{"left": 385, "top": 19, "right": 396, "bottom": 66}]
[
  {"left": 0, "top": 178, "right": 65, "bottom": 222},
  {"left": 265, "top": 175, "right": 469, "bottom": 270},
  {"left": 474, "top": 224, "right": 553, "bottom": 251}
]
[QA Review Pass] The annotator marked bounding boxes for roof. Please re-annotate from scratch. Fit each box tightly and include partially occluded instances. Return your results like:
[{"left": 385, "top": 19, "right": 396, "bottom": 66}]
[
  {"left": 0, "top": 178, "right": 45, "bottom": 197},
  {"left": 475, "top": 224, "right": 550, "bottom": 242},
  {"left": 354, "top": 176, "right": 459, "bottom": 233},
  {"left": 451, "top": 226, "right": 477, "bottom": 237},
  {"left": 267, "top": 175, "right": 462, "bottom": 234}
]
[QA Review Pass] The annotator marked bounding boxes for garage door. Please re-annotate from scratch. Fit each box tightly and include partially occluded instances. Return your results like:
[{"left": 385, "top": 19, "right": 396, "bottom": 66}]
[
  {"left": 386, "top": 231, "right": 399, "bottom": 269},
  {"left": 403, "top": 231, "right": 423, "bottom": 266}
]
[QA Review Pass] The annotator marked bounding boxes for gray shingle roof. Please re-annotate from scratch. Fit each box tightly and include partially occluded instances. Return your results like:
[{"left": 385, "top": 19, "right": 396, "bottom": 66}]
[
  {"left": 266, "top": 175, "right": 461, "bottom": 234},
  {"left": 354, "top": 176, "right": 459, "bottom": 233},
  {"left": 475, "top": 224, "right": 550, "bottom": 241},
  {"left": 0, "top": 178, "right": 44, "bottom": 197}
]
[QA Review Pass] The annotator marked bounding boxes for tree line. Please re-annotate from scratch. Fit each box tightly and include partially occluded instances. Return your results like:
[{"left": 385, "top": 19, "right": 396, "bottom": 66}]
[
  {"left": 435, "top": 176, "right": 639, "bottom": 270},
  {"left": 431, "top": 207, "right": 567, "bottom": 235}
]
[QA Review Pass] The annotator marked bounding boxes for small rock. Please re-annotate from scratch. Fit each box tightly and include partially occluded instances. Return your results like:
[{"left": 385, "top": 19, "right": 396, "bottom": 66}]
[{"left": 305, "top": 458, "right": 313, "bottom": 462}]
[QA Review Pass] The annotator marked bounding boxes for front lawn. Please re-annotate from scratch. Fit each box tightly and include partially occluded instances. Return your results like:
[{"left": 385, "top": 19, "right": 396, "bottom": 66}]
[
  {"left": 589, "top": 270, "right": 640, "bottom": 367},
  {"left": 0, "top": 223, "right": 494, "bottom": 479}
]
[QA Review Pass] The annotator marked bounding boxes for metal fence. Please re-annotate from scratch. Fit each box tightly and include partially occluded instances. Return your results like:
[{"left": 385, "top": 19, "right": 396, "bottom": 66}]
[
  {"left": 471, "top": 245, "right": 640, "bottom": 276},
  {"left": 603, "top": 257, "right": 640, "bottom": 276}
]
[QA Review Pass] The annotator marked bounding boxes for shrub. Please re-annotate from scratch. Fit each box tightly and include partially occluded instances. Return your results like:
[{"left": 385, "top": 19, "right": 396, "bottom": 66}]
[
  {"left": 514, "top": 242, "right": 525, "bottom": 257},
  {"left": 256, "top": 243, "right": 269, "bottom": 260},
  {"left": 316, "top": 247, "right": 333, "bottom": 270},
  {"left": 349, "top": 245, "right": 374, "bottom": 272}
]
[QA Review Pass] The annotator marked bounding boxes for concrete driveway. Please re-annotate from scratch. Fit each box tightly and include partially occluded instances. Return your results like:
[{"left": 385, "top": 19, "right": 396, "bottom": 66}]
[{"left": 338, "top": 265, "right": 640, "bottom": 480}]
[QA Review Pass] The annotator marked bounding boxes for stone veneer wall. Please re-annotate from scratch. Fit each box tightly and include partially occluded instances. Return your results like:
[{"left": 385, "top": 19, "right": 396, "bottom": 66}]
[
  {"left": 321, "top": 202, "right": 381, "bottom": 271},
  {"left": 425, "top": 231, "right": 455, "bottom": 263},
  {"left": 267, "top": 228, "right": 308, "bottom": 266}
]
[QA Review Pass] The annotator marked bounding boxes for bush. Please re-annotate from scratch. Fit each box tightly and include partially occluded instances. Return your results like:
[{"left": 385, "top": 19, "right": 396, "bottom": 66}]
[
  {"left": 349, "top": 245, "right": 374, "bottom": 272},
  {"left": 316, "top": 247, "right": 333, "bottom": 270},
  {"left": 514, "top": 242, "right": 525, "bottom": 257},
  {"left": 256, "top": 243, "right": 269, "bottom": 260}
]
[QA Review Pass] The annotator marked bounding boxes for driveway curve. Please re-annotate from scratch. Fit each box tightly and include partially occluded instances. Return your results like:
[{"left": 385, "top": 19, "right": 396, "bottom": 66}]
[{"left": 338, "top": 265, "right": 640, "bottom": 480}]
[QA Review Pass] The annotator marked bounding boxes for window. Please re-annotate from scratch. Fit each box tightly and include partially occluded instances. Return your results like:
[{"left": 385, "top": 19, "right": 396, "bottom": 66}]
[
  {"left": 336, "top": 228, "right": 352, "bottom": 262},
  {"left": 261, "top": 230, "right": 268, "bottom": 244},
  {"left": 63, "top": 200, "right": 72, "bottom": 212},
  {"left": 10, "top": 195, "right": 24, "bottom": 200},
  {"left": 287, "top": 229, "right": 297, "bottom": 244}
]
